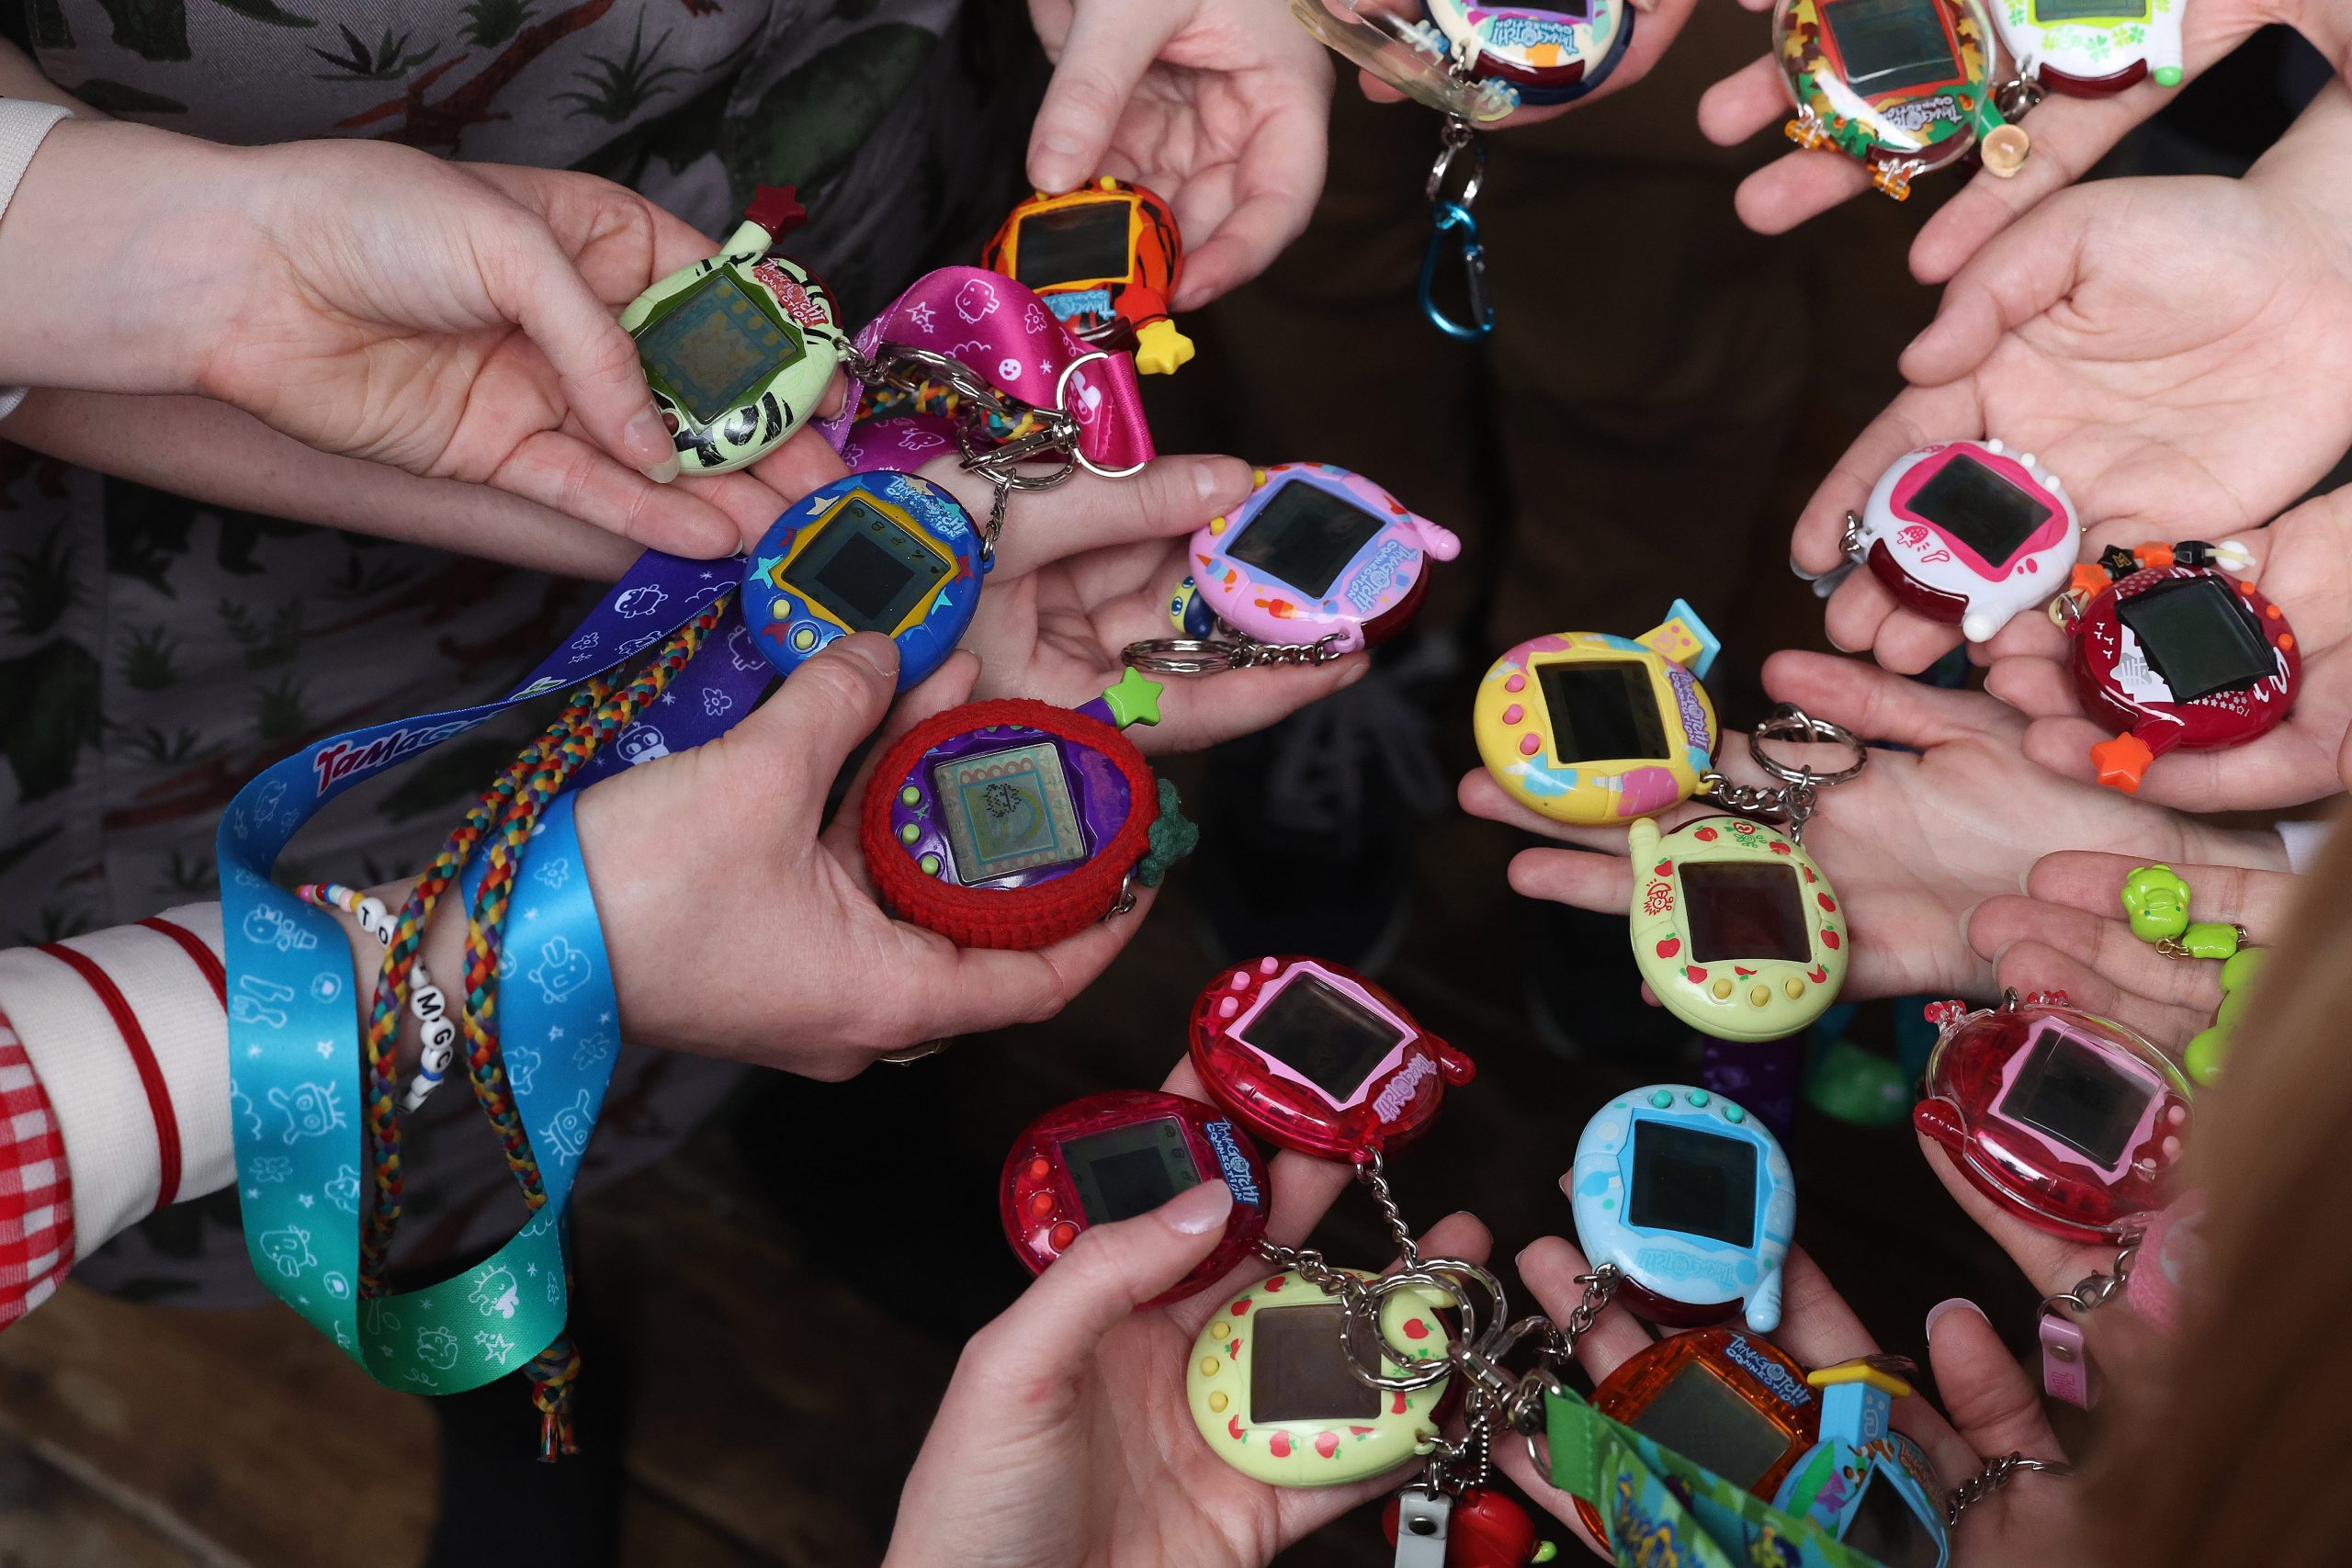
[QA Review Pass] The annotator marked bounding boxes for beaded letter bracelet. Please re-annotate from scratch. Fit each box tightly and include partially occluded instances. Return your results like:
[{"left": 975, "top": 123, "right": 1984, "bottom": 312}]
[{"left": 298, "top": 881, "right": 456, "bottom": 1111}]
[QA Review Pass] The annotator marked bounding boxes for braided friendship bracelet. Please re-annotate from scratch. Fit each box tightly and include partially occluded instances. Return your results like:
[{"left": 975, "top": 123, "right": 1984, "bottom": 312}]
[{"left": 296, "top": 882, "right": 454, "bottom": 1113}]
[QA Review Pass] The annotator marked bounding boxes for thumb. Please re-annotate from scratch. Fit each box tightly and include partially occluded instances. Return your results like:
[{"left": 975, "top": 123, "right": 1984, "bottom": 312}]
[
  {"left": 1924, "top": 1297, "right": 2068, "bottom": 1466},
  {"left": 1029, "top": 1, "right": 1189, "bottom": 192},
  {"left": 994, "top": 1180, "right": 1235, "bottom": 1353},
  {"left": 730, "top": 632, "right": 902, "bottom": 814}
]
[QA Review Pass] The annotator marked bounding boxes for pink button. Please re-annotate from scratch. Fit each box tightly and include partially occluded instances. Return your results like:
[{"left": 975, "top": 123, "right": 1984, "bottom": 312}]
[
  {"left": 1520, "top": 734, "right": 1542, "bottom": 756},
  {"left": 1229, "top": 973, "right": 1249, "bottom": 990},
  {"left": 1218, "top": 996, "right": 1239, "bottom": 1019},
  {"left": 1505, "top": 673, "right": 1526, "bottom": 693},
  {"left": 1502, "top": 704, "right": 1523, "bottom": 725},
  {"left": 1260, "top": 957, "right": 1280, "bottom": 975}
]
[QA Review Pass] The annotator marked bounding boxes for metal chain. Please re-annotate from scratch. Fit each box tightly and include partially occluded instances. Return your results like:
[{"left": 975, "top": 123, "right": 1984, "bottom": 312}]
[
  {"left": 2040, "top": 1230, "right": 2143, "bottom": 1319},
  {"left": 1122, "top": 630, "right": 1345, "bottom": 677},
  {"left": 1355, "top": 1149, "right": 1420, "bottom": 1271},
  {"left": 1946, "top": 1452, "right": 2072, "bottom": 1526}
]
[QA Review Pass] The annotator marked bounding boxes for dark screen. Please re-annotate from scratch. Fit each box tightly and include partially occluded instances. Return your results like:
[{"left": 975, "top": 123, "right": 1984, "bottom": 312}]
[
  {"left": 1013, "top": 202, "right": 1134, "bottom": 286},
  {"left": 1236, "top": 972, "right": 1408, "bottom": 1100},
  {"left": 1627, "top": 1120, "right": 1758, "bottom": 1247},
  {"left": 637, "top": 271, "right": 801, "bottom": 424},
  {"left": 1840, "top": 1468, "right": 1940, "bottom": 1568},
  {"left": 787, "top": 496, "right": 951, "bottom": 633},
  {"left": 1250, "top": 1303, "right": 1383, "bottom": 1422},
  {"left": 1058, "top": 1117, "right": 1200, "bottom": 1224},
  {"left": 1226, "top": 480, "right": 1389, "bottom": 599},
  {"left": 1627, "top": 1360, "right": 1790, "bottom": 1489},
  {"left": 1680, "top": 861, "right": 1811, "bottom": 964},
  {"left": 2116, "top": 576, "right": 2276, "bottom": 701},
  {"left": 1998, "top": 1027, "right": 2147, "bottom": 1165},
  {"left": 1536, "top": 660, "right": 1671, "bottom": 765},
  {"left": 1905, "top": 453, "right": 2052, "bottom": 565},
  {"left": 2035, "top": 0, "right": 2148, "bottom": 17},
  {"left": 1821, "top": 0, "right": 1959, "bottom": 92}
]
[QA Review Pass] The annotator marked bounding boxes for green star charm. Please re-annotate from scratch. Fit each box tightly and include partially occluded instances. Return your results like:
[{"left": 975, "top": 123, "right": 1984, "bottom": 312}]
[{"left": 1100, "top": 668, "right": 1166, "bottom": 729}]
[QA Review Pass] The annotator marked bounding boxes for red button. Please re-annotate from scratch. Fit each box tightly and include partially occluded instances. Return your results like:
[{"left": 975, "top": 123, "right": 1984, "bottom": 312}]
[
  {"left": 1027, "top": 1191, "right": 1055, "bottom": 1218},
  {"left": 1026, "top": 1157, "right": 1053, "bottom": 1181},
  {"left": 1049, "top": 1223, "right": 1077, "bottom": 1249}
]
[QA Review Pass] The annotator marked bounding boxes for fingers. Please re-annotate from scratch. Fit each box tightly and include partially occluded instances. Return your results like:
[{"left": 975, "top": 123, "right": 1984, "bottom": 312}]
[
  {"left": 2024, "top": 849, "right": 2301, "bottom": 934},
  {"left": 1510, "top": 846, "right": 1636, "bottom": 916},
  {"left": 1455, "top": 768, "right": 1663, "bottom": 852},
  {"left": 482, "top": 429, "right": 741, "bottom": 558},
  {"left": 932, "top": 453, "right": 1251, "bottom": 580},
  {"left": 1179, "top": 175, "right": 1325, "bottom": 310},
  {"left": 731, "top": 632, "right": 903, "bottom": 815},
  {"left": 1906, "top": 90, "right": 2161, "bottom": 286},
  {"left": 1695, "top": 54, "right": 1784, "bottom": 149},
  {"left": 1915, "top": 1136, "right": 2114, "bottom": 1303},
  {"left": 1759, "top": 649, "right": 2010, "bottom": 751},
  {"left": 1924, "top": 1298, "right": 2069, "bottom": 1470},
  {"left": 1900, "top": 195, "right": 2092, "bottom": 386},
  {"left": 1027, "top": 0, "right": 1192, "bottom": 193},
  {"left": 1518, "top": 1235, "right": 1654, "bottom": 1376},
  {"left": 1981, "top": 656, "right": 2080, "bottom": 721},
  {"left": 1791, "top": 382, "right": 1984, "bottom": 579}
]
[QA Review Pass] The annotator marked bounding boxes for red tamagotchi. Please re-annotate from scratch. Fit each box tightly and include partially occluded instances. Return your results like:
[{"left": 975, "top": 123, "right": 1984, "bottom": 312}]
[
  {"left": 1189, "top": 956, "right": 1475, "bottom": 1161},
  {"left": 1914, "top": 993, "right": 2191, "bottom": 1241}
]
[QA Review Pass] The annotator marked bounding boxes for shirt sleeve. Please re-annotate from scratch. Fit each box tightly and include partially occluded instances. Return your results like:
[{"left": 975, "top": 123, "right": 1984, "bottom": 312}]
[{"left": 0, "top": 1009, "right": 74, "bottom": 1328}]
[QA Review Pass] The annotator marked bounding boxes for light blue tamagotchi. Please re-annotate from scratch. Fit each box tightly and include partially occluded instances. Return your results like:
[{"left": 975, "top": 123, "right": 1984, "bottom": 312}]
[
  {"left": 1569, "top": 1085, "right": 1794, "bottom": 1333},
  {"left": 1774, "top": 1359, "right": 1951, "bottom": 1568},
  {"left": 741, "top": 471, "right": 984, "bottom": 690}
]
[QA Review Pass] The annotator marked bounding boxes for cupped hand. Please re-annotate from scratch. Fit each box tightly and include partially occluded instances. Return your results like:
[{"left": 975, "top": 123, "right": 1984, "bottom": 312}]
[
  {"left": 1456, "top": 650, "right": 2282, "bottom": 1006},
  {"left": 1025, "top": 0, "right": 1335, "bottom": 308},
  {"left": 885, "top": 1051, "right": 1493, "bottom": 1568}
]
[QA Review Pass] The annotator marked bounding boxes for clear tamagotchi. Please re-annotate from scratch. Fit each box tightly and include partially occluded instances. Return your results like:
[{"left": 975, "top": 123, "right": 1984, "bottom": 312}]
[
  {"left": 1990, "top": 0, "right": 2185, "bottom": 96},
  {"left": 742, "top": 471, "right": 982, "bottom": 689},
  {"left": 1474, "top": 602, "right": 1723, "bottom": 827},
  {"left": 1775, "top": 0, "right": 2026, "bottom": 200},
  {"left": 1776, "top": 1360, "right": 1951, "bottom": 1568},
  {"left": 1286, "top": 0, "right": 1519, "bottom": 121},
  {"left": 621, "top": 186, "right": 846, "bottom": 476},
  {"left": 1001, "top": 1090, "right": 1268, "bottom": 1307},
  {"left": 981, "top": 178, "right": 1193, "bottom": 376},
  {"left": 1180, "top": 464, "right": 1461, "bottom": 659},
  {"left": 1422, "top": 0, "right": 1639, "bottom": 106},
  {"left": 1628, "top": 818, "right": 1848, "bottom": 1043},
  {"left": 1186, "top": 1267, "right": 1453, "bottom": 1486},
  {"left": 1189, "top": 956, "right": 1475, "bottom": 1161},
  {"left": 1916, "top": 994, "right": 2191, "bottom": 1240},
  {"left": 1570, "top": 1085, "right": 1796, "bottom": 1332},
  {"left": 1848, "top": 438, "right": 2077, "bottom": 642}
]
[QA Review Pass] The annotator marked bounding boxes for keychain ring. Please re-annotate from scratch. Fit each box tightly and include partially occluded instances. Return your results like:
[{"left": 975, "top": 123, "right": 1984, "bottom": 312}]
[
  {"left": 1057, "top": 352, "right": 1149, "bottom": 480},
  {"left": 1125, "top": 637, "right": 1244, "bottom": 676},
  {"left": 1341, "top": 1266, "right": 1477, "bottom": 1391},
  {"left": 1426, "top": 118, "right": 1485, "bottom": 208},
  {"left": 1748, "top": 705, "right": 1868, "bottom": 788}
]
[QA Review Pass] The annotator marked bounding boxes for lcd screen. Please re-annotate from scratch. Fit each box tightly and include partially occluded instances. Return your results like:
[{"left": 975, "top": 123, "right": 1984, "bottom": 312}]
[
  {"left": 1058, "top": 1116, "right": 1201, "bottom": 1224},
  {"left": 2116, "top": 576, "right": 2276, "bottom": 702},
  {"left": 786, "top": 497, "right": 951, "bottom": 633},
  {"left": 1680, "top": 861, "right": 1811, "bottom": 964},
  {"left": 2033, "top": 0, "right": 2147, "bottom": 17},
  {"left": 1013, "top": 202, "right": 1134, "bottom": 287},
  {"left": 1537, "top": 660, "right": 1671, "bottom": 765},
  {"left": 1226, "top": 481, "right": 1389, "bottom": 599},
  {"left": 1905, "top": 453, "right": 2052, "bottom": 565},
  {"left": 1250, "top": 1302, "right": 1383, "bottom": 1422},
  {"left": 1235, "top": 971, "right": 1408, "bottom": 1100},
  {"left": 933, "top": 739, "right": 1087, "bottom": 886},
  {"left": 1627, "top": 1360, "right": 1790, "bottom": 1490},
  {"left": 1840, "top": 1467, "right": 1941, "bottom": 1568},
  {"left": 636, "top": 272, "right": 801, "bottom": 425},
  {"left": 1627, "top": 1119, "right": 1758, "bottom": 1247},
  {"left": 1821, "top": 0, "right": 1960, "bottom": 93},
  {"left": 1999, "top": 1027, "right": 2148, "bottom": 1166}
]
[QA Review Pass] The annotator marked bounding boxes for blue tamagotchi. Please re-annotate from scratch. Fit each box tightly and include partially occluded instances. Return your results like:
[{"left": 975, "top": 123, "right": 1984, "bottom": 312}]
[
  {"left": 741, "top": 472, "right": 985, "bottom": 689},
  {"left": 1774, "top": 1360, "right": 1951, "bottom": 1567},
  {"left": 1570, "top": 1085, "right": 1794, "bottom": 1333}
]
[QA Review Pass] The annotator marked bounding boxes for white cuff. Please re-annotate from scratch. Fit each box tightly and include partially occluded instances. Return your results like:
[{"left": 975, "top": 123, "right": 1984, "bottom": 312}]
[
  {"left": 2277, "top": 817, "right": 2335, "bottom": 874},
  {"left": 0, "top": 99, "right": 75, "bottom": 425},
  {"left": 0, "top": 905, "right": 230, "bottom": 1252}
]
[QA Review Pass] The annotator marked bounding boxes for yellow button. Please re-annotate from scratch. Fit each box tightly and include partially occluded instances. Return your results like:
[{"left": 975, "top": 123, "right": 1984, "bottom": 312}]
[
  {"left": 1749, "top": 985, "right": 1770, "bottom": 1008},
  {"left": 1785, "top": 977, "right": 1806, "bottom": 1000},
  {"left": 1208, "top": 1391, "right": 1228, "bottom": 1412},
  {"left": 1199, "top": 1357, "right": 1221, "bottom": 1378},
  {"left": 1711, "top": 978, "right": 1734, "bottom": 1000},
  {"left": 1210, "top": 1321, "right": 1231, "bottom": 1340},
  {"left": 1207, "top": 515, "right": 1227, "bottom": 536}
]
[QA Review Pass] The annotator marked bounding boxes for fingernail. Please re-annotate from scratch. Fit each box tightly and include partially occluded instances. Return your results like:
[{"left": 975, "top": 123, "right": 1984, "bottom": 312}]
[
  {"left": 1514, "top": 1243, "right": 1536, "bottom": 1271},
  {"left": 840, "top": 631, "right": 899, "bottom": 680},
  {"left": 625, "top": 407, "right": 682, "bottom": 484},
  {"left": 1337, "top": 658, "right": 1373, "bottom": 688},
  {"left": 1163, "top": 1179, "right": 1234, "bottom": 1235},
  {"left": 1790, "top": 553, "right": 1826, "bottom": 584},
  {"left": 1035, "top": 137, "right": 1086, "bottom": 186},
  {"left": 1195, "top": 461, "right": 1226, "bottom": 502},
  {"left": 1926, "top": 1296, "right": 1985, "bottom": 1341},
  {"left": 1825, "top": 628, "right": 1856, "bottom": 654}
]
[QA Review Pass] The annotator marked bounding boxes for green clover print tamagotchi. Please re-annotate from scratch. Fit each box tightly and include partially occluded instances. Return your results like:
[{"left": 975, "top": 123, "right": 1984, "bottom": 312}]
[{"left": 623, "top": 186, "right": 847, "bottom": 476}]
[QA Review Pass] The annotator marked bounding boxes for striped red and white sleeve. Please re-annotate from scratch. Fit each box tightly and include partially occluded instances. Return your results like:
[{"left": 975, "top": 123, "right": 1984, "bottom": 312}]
[{"left": 0, "top": 906, "right": 232, "bottom": 1321}]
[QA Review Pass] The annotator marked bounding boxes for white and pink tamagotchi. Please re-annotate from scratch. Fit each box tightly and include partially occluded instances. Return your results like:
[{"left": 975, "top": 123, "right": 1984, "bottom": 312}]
[
  {"left": 1849, "top": 438, "right": 2076, "bottom": 643},
  {"left": 1186, "top": 464, "right": 1459, "bottom": 656}
]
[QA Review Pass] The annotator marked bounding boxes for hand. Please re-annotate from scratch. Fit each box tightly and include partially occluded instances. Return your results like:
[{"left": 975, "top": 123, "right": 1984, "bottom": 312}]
[
  {"left": 885, "top": 1054, "right": 1492, "bottom": 1568},
  {"left": 1455, "top": 650, "right": 2285, "bottom": 1005},
  {"left": 1351, "top": 0, "right": 1704, "bottom": 128},
  {"left": 1790, "top": 170, "right": 2352, "bottom": 675},
  {"left": 1696, "top": 0, "right": 2352, "bottom": 281},
  {"left": 568, "top": 637, "right": 1150, "bottom": 1078},
  {"left": 1499, "top": 1236, "right": 2084, "bottom": 1566},
  {"left": 1025, "top": 0, "right": 1335, "bottom": 307}
]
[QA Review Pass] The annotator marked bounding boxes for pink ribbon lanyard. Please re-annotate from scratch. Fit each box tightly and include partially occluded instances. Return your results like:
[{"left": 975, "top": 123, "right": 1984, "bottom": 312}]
[{"left": 820, "top": 267, "right": 1155, "bottom": 476}]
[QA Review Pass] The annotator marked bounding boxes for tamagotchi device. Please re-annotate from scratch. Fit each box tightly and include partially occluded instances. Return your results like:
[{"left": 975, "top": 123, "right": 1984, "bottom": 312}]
[
  {"left": 1000, "top": 1090, "right": 1269, "bottom": 1307},
  {"left": 1847, "top": 438, "right": 2077, "bottom": 642},
  {"left": 1990, "top": 0, "right": 2185, "bottom": 96},
  {"left": 1174, "top": 464, "right": 1460, "bottom": 660},
  {"left": 2059, "top": 544, "right": 2297, "bottom": 794},
  {"left": 1287, "top": 0, "right": 1520, "bottom": 121},
  {"left": 742, "top": 471, "right": 982, "bottom": 690},
  {"left": 621, "top": 186, "right": 846, "bottom": 475},
  {"left": 1422, "top": 0, "right": 1639, "bottom": 106},
  {"left": 1569, "top": 1086, "right": 1795, "bottom": 1332},
  {"left": 1190, "top": 956, "right": 1475, "bottom": 1161},
  {"left": 1569, "top": 1326, "right": 1819, "bottom": 1546},
  {"left": 1774, "top": 0, "right": 2026, "bottom": 200},
  {"left": 1914, "top": 992, "right": 2191, "bottom": 1240},
  {"left": 1776, "top": 1361, "right": 1949, "bottom": 1568},
  {"left": 1474, "top": 603, "right": 1723, "bottom": 827},
  {"left": 1186, "top": 1267, "right": 1453, "bottom": 1486},
  {"left": 981, "top": 178, "right": 1193, "bottom": 376},
  {"left": 862, "top": 689, "right": 1182, "bottom": 951},
  {"left": 1628, "top": 818, "right": 1848, "bottom": 1043}
]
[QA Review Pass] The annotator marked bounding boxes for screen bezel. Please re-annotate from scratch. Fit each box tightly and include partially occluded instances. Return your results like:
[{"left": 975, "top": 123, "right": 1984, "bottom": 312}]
[
  {"left": 1225, "top": 962, "right": 1418, "bottom": 1111},
  {"left": 1245, "top": 1301, "right": 1386, "bottom": 1424},
  {"left": 2029, "top": 0, "right": 2149, "bottom": 21},
  {"left": 1624, "top": 1115, "right": 1762, "bottom": 1248},
  {"left": 2115, "top": 574, "right": 2278, "bottom": 704},
  {"left": 1676, "top": 857, "right": 1816, "bottom": 966},
  {"left": 777, "top": 491, "right": 954, "bottom": 636},
  {"left": 1223, "top": 477, "right": 1396, "bottom": 601},
  {"left": 1623, "top": 1358, "right": 1800, "bottom": 1492},
  {"left": 637, "top": 269, "right": 806, "bottom": 426},
  {"left": 1892, "top": 448, "right": 2058, "bottom": 573},
  {"left": 1055, "top": 1114, "right": 1204, "bottom": 1226},
  {"left": 1012, "top": 197, "right": 1140, "bottom": 288},
  {"left": 1817, "top": 0, "right": 1967, "bottom": 98},
  {"left": 1993, "top": 1024, "right": 2160, "bottom": 1176},
  {"left": 1532, "top": 655, "right": 1677, "bottom": 767}
]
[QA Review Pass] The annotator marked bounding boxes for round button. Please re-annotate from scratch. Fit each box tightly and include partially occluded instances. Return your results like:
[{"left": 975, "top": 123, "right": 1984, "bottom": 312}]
[
  {"left": 1026, "top": 1157, "right": 1052, "bottom": 1181},
  {"left": 1724, "top": 1103, "right": 1746, "bottom": 1124},
  {"left": 1711, "top": 978, "right": 1734, "bottom": 1000},
  {"left": 918, "top": 853, "right": 943, "bottom": 876},
  {"left": 1207, "top": 515, "right": 1227, "bottom": 536},
  {"left": 1748, "top": 985, "right": 1770, "bottom": 1008},
  {"left": 899, "top": 785, "right": 922, "bottom": 807},
  {"left": 1649, "top": 1090, "right": 1673, "bottom": 1109},
  {"left": 1785, "top": 977, "right": 1805, "bottom": 1000},
  {"left": 1027, "top": 1191, "right": 1055, "bottom": 1219},
  {"left": 898, "top": 823, "right": 921, "bottom": 845},
  {"left": 1259, "top": 957, "right": 1280, "bottom": 975},
  {"left": 1210, "top": 1321, "right": 1231, "bottom": 1341},
  {"left": 1207, "top": 1391, "right": 1228, "bottom": 1413},
  {"left": 1049, "top": 1222, "right": 1077, "bottom": 1249},
  {"left": 1687, "top": 1090, "right": 1709, "bottom": 1108},
  {"left": 1199, "top": 1357, "right": 1222, "bottom": 1377}
]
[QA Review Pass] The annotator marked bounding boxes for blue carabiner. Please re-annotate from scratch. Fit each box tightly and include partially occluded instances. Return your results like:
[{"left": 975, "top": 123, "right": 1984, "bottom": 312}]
[{"left": 1419, "top": 200, "right": 1493, "bottom": 343}]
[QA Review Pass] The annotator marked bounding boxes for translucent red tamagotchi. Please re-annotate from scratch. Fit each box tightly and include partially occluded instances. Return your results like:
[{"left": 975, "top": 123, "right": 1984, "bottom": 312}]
[
  {"left": 1182, "top": 465, "right": 1460, "bottom": 660},
  {"left": 1914, "top": 993, "right": 2191, "bottom": 1241},
  {"left": 1847, "top": 438, "right": 2076, "bottom": 643},
  {"left": 1990, "top": 0, "right": 2185, "bottom": 96},
  {"left": 1570, "top": 1327, "right": 1820, "bottom": 1547},
  {"left": 1000, "top": 1090, "right": 1269, "bottom": 1307},
  {"left": 1185, "top": 1267, "right": 1454, "bottom": 1487},
  {"left": 1774, "top": 0, "right": 2025, "bottom": 201},
  {"left": 980, "top": 177, "right": 1193, "bottom": 376},
  {"left": 2061, "top": 548, "right": 2299, "bottom": 794},
  {"left": 1189, "top": 956, "right": 1475, "bottom": 1161},
  {"left": 1421, "top": 0, "right": 1639, "bottom": 107},
  {"left": 1627, "top": 818, "right": 1849, "bottom": 1043}
]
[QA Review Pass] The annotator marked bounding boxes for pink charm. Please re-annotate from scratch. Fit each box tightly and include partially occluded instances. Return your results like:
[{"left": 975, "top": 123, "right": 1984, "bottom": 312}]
[{"left": 2041, "top": 1314, "right": 2091, "bottom": 1408}]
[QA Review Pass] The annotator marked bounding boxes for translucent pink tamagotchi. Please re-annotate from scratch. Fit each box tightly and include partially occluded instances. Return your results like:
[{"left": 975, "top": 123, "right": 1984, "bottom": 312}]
[{"left": 1844, "top": 438, "right": 2077, "bottom": 643}]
